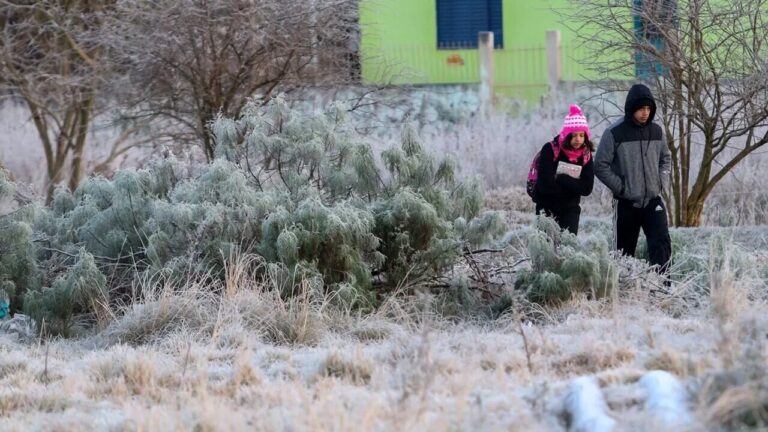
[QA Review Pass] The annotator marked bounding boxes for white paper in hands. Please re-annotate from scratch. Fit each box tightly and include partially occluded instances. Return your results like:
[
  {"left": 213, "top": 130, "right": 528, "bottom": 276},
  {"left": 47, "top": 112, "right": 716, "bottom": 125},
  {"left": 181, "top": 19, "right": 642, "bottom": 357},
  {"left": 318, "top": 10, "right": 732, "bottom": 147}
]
[{"left": 556, "top": 161, "right": 582, "bottom": 179}]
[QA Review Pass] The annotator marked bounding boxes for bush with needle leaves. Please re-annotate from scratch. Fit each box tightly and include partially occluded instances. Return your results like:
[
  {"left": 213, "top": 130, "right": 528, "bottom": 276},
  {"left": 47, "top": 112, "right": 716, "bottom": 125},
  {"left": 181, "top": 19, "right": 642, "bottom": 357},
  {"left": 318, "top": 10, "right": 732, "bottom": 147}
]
[
  {"left": 212, "top": 97, "right": 505, "bottom": 296},
  {"left": 0, "top": 168, "right": 40, "bottom": 314},
  {"left": 24, "top": 249, "right": 108, "bottom": 337},
  {"left": 514, "top": 216, "right": 618, "bottom": 306},
  {"left": 1, "top": 98, "right": 505, "bottom": 334}
]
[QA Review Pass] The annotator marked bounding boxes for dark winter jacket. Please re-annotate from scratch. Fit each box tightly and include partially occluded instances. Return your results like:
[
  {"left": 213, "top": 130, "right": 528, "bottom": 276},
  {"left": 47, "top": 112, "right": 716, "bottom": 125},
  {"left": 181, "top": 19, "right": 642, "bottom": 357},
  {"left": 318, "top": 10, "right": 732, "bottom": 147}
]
[
  {"left": 534, "top": 139, "right": 595, "bottom": 210},
  {"left": 594, "top": 84, "right": 672, "bottom": 208}
]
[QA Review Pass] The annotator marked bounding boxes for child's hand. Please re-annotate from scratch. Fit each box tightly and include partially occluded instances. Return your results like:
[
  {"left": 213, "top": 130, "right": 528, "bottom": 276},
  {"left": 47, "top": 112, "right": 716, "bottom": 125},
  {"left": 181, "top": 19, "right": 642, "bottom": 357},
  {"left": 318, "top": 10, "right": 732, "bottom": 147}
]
[{"left": 557, "top": 171, "right": 580, "bottom": 179}]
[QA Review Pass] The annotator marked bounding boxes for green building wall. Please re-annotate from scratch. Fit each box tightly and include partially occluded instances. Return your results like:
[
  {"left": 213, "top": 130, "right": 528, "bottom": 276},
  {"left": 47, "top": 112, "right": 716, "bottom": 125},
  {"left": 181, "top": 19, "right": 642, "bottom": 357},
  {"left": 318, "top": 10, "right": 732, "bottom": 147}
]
[{"left": 360, "top": 0, "right": 603, "bottom": 101}]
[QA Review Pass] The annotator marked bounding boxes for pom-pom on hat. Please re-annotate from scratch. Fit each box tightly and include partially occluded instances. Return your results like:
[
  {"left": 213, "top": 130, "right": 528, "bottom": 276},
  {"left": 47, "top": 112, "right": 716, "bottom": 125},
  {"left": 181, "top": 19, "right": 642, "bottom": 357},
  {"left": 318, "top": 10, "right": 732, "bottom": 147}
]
[{"left": 558, "top": 104, "right": 591, "bottom": 145}]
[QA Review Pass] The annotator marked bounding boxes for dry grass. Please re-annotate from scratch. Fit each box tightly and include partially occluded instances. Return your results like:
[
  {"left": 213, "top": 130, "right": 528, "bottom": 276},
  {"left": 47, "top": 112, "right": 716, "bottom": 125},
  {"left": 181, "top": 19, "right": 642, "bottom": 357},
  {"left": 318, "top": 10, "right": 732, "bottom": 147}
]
[
  {"left": 229, "top": 348, "right": 262, "bottom": 389},
  {"left": 644, "top": 349, "right": 710, "bottom": 378},
  {"left": 0, "top": 278, "right": 759, "bottom": 431},
  {"left": 236, "top": 287, "right": 331, "bottom": 346},
  {"left": 97, "top": 276, "right": 217, "bottom": 347},
  {"left": 0, "top": 358, "right": 27, "bottom": 380},
  {"left": 349, "top": 319, "right": 403, "bottom": 342},
  {"left": 320, "top": 351, "right": 373, "bottom": 385},
  {"left": 703, "top": 382, "right": 768, "bottom": 428},
  {"left": 552, "top": 345, "right": 636, "bottom": 376}
]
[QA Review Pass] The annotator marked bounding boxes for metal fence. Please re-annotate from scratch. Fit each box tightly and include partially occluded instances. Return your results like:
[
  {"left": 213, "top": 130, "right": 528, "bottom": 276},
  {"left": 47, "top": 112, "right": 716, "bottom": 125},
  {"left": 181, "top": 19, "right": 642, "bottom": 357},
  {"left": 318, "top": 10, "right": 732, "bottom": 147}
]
[
  {"left": 560, "top": 42, "right": 595, "bottom": 82},
  {"left": 376, "top": 45, "right": 481, "bottom": 84},
  {"left": 370, "top": 39, "right": 595, "bottom": 101}
]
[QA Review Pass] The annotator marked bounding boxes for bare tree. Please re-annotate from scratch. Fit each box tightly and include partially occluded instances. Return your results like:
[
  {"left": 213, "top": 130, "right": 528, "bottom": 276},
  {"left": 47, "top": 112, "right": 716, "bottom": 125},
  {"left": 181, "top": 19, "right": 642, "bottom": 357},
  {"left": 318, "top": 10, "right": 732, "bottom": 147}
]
[
  {"left": 104, "top": 0, "right": 360, "bottom": 162},
  {"left": 0, "top": 0, "right": 115, "bottom": 202},
  {"left": 563, "top": 0, "right": 768, "bottom": 226}
]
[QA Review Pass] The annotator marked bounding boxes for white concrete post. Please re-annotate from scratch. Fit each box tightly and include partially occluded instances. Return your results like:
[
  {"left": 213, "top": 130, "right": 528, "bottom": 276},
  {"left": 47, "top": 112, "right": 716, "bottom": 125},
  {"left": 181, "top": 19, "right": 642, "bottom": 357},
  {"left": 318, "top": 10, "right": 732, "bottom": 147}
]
[
  {"left": 478, "top": 31, "right": 494, "bottom": 117},
  {"left": 546, "top": 30, "right": 562, "bottom": 96}
]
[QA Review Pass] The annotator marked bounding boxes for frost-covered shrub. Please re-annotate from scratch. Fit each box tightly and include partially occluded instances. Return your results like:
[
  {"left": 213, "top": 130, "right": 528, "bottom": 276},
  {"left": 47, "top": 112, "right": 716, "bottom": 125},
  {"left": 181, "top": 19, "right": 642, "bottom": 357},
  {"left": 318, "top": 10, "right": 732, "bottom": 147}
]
[
  {"left": 213, "top": 97, "right": 505, "bottom": 292},
  {"left": 30, "top": 159, "right": 188, "bottom": 309},
  {"left": 0, "top": 168, "right": 13, "bottom": 202},
  {"left": 145, "top": 159, "right": 285, "bottom": 278},
  {"left": 24, "top": 249, "right": 108, "bottom": 336},
  {"left": 294, "top": 86, "right": 482, "bottom": 133},
  {"left": 1, "top": 98, "right": 506, "bottom": 332},
  {"left": 636, "top": 229, "right": 758, "bottom": 296},
  {"left": 636, "top": 228, "right": 703, "bottom": 276},
  {"left": 706, "top": 234, "right": 748, "bottom": 271},
  {"left": 430, "top": 273, "right": 483, "bottom": 319},
  {"left": 514, "top": 216, "right": 618, "bottom": 306},
  {"left": 0, "top": 169, "right": 40, "bottom": 311},
  {"left": 758, "top": 262, "right": 768, "bottom": 286}
]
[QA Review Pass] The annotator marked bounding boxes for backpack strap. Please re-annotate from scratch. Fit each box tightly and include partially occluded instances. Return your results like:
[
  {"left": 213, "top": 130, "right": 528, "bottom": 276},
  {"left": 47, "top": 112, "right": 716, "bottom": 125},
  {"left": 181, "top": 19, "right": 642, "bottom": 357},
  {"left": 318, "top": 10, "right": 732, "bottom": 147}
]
[{"left": 548, "top": 137, "right": 561, "bottom": 161}]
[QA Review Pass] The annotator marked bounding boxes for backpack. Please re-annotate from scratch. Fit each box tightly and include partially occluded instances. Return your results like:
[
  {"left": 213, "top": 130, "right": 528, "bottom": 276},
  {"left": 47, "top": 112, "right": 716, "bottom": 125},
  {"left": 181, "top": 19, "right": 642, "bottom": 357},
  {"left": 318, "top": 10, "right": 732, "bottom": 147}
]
[
  {"left": 526, "top": 140, "right": 560, "bottom": 201},
  {"left": 525, "top": 151, "right": 542, "bottom": 200}
]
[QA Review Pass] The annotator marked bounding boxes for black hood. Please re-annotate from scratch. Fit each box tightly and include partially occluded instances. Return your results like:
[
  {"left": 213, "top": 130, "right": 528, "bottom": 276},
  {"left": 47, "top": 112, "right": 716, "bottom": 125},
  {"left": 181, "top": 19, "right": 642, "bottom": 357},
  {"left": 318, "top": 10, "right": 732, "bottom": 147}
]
[{"left": 624, "top": 84, "right": 657, "bottom": 124}]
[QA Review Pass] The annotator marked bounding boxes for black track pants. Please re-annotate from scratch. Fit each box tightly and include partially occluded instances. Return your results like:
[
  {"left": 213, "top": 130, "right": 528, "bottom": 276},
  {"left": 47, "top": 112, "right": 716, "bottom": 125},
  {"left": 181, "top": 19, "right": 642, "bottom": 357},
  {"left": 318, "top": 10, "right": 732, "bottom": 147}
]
[
  {"left": 613, "top": 197, "right": 672, "bottom": 273},
  {"left": 536, "top": 205, "right": 581, "bottom": 235}
]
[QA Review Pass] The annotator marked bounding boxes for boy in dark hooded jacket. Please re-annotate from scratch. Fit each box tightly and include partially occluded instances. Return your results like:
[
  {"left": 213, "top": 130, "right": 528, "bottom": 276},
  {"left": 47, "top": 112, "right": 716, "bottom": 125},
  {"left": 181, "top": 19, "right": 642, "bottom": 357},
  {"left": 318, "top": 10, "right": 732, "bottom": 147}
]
[{"left": 594, "top": 84, "right": 672, "bottom": 274}]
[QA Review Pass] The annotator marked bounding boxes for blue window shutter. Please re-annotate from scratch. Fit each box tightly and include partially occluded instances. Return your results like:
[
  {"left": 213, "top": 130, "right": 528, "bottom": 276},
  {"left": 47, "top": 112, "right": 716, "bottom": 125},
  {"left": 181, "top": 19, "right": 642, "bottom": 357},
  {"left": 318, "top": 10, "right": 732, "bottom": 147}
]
[
  {"left": 488, "top": 0, "right": 503, "bottom": 48},
  {"left": 634, "top": 0, "right": 677, "bottom": 79},
  {"left": 436, "top": 0, "right": 503, "bottom": 49}
]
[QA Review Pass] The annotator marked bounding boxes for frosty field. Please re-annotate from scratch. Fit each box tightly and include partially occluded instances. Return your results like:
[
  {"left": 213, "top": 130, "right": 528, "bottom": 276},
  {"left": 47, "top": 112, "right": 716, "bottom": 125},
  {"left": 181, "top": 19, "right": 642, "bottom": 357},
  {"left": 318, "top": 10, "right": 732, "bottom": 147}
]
[
  {"left": 4, "top": 0, "right": 768, "bottom": 428},
  {"left": 0, "top": 190, "right": 766, "bottom": 431},
  {"left": 2, "top": 97, "right": 768, "bottom": 431}
]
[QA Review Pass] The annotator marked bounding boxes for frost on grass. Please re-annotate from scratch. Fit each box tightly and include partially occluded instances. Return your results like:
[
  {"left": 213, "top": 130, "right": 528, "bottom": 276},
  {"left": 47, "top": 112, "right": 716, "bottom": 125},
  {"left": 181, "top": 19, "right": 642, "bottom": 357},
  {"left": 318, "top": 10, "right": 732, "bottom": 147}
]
[
  {"left": 319, "top": 351, "right": 373, "bottom": 385},
  {"left": 0, "top": 254, "right": 763, "bottom": 431}
]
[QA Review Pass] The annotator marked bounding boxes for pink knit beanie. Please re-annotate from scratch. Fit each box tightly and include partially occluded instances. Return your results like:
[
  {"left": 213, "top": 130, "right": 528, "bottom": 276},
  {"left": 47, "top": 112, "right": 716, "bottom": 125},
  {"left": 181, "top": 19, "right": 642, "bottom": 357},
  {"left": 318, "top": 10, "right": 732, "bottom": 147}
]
[{"left": 558, "top": 104, "right": 591, "bottom": 145}]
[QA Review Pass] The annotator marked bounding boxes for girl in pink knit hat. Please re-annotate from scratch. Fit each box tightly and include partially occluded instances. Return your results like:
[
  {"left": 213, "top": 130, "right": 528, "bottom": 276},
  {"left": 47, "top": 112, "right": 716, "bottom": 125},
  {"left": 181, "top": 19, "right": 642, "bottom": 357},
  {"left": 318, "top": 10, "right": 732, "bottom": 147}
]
[{"left": 532, "top": 104, "right": 595, "bottom": 234}]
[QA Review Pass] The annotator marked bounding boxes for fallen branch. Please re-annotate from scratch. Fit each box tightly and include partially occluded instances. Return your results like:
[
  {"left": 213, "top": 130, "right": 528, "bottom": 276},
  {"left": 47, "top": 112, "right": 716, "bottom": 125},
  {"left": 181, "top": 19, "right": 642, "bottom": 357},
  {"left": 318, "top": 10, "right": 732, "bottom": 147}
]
[{"left": 465, "top": 248, "right": 507, "bottom": 255}]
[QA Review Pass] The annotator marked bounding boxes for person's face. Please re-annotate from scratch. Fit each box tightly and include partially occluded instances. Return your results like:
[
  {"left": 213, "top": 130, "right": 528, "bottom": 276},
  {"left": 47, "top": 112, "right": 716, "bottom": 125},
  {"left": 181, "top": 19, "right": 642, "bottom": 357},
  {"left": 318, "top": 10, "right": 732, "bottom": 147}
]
[
  {"left": 570, "top": 131, "right": 586, "bottom": 149},
  {"left": 634, "top": 106, "right": 652, "bottom": 124}
]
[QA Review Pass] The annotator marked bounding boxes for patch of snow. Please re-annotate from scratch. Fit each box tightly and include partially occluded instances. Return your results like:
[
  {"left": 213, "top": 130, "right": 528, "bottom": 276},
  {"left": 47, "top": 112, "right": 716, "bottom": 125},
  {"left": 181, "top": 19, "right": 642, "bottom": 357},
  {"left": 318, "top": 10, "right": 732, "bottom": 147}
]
[
  {"left": 564, "top": 376, "right": 615, "bottom": 432},
  {"left": 639, "top": 370, "right": 692, "bottom": 428}
]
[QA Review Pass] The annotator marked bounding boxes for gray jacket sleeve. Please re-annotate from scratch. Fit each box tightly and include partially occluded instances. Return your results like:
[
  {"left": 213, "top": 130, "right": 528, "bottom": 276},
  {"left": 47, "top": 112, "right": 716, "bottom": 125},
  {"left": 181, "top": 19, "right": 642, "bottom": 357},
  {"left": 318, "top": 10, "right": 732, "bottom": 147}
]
[
  {"left": 594, "top": 130, "right": 624, "bottom": 196},
  {"left": 659, "top": 129, "right": 672, "bottom": 192}
]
